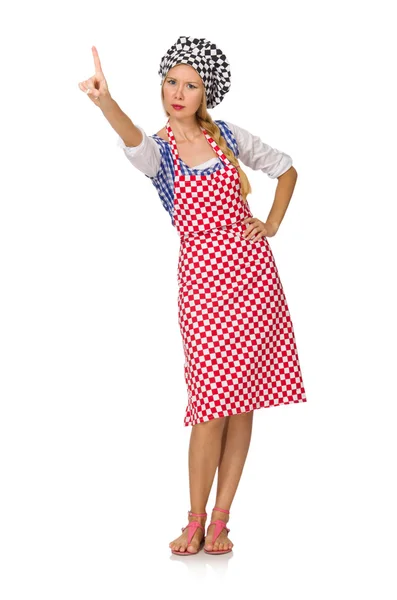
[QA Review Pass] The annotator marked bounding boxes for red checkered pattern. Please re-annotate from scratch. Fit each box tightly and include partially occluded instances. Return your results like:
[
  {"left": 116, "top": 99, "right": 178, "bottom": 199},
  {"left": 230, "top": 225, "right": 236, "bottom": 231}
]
[{"left": 166, "top": 120, "right": 307, "bottom": 426}]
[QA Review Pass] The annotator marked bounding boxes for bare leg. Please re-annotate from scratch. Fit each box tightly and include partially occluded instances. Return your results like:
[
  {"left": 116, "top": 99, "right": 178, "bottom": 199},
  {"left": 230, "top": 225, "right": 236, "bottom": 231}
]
[
  {"left": 205, "top": 410, "right": 254, "bottom": 552},
  {"left": 169, "top": 416, "right": 228, "bottom": 553}
]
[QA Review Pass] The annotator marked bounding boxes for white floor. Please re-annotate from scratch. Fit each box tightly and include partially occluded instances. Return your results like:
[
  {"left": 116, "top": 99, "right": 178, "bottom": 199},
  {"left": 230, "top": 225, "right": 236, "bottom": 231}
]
[{"left": 2, "top": 396, "right": 395, "bottom": 600}]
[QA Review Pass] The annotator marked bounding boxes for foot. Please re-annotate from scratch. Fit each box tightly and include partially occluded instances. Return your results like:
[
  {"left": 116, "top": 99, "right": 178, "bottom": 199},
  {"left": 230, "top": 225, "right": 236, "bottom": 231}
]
[
  {"left": 204, "top": 509, "right": 234, "bottom": 552},
  {"left": 169, "top": 513, "right": 207, "bottom": 554}
]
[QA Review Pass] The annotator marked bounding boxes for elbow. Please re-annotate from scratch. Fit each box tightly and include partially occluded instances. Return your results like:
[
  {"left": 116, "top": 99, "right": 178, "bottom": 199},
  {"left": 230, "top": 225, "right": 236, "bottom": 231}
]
[{"left": 277, "top": 165, "right": 297, "bottom": 180}]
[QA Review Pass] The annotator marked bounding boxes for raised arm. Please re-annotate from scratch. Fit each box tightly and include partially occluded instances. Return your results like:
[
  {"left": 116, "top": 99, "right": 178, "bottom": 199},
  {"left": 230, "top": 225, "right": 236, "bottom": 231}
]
[{"left": 78, "top": 46, "right": 142, "bottom": 147}]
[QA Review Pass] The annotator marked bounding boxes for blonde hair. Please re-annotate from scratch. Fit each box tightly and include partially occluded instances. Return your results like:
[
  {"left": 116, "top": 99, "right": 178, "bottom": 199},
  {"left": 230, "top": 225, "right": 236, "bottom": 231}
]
[{"left": 161, "top": 79, "right": 252, "bottom": 203}]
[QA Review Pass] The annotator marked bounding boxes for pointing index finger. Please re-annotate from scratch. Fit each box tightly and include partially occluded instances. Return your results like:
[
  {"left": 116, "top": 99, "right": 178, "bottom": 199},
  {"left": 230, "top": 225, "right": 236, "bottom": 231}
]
[{"left": 92, "top": 46, "right": 103, "bottom": 73}]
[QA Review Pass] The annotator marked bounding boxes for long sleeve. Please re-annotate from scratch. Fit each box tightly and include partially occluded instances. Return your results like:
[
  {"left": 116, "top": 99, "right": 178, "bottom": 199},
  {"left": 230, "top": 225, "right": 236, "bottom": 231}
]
[
  {"left": 116, "top": 125, "right": 162, "bottom": 178},
  {"left": 223, "top": 121, "right": 293, "bottom": 179}
]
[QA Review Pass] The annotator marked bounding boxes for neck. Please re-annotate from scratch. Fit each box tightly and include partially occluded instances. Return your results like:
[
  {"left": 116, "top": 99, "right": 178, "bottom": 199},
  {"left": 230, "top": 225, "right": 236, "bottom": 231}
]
[{"left": 168, "top": 116, "right": 202, "bottom": 142}]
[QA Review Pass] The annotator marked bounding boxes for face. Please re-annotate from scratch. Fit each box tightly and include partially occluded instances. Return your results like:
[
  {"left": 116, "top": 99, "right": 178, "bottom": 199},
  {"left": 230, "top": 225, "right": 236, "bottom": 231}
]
[{"left": 162, "top": 63, "right": 204, "bottom": 117}]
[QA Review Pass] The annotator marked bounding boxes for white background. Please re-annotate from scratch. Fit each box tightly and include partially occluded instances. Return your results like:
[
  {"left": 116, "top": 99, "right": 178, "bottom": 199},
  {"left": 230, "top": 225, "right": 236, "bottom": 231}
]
[{"left": 1, "top": 0, "right": 396, "bottom": 598}]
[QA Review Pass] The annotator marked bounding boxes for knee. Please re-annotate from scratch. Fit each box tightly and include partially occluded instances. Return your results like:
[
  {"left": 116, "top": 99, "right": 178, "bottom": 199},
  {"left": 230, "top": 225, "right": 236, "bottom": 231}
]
[
  {"left": 229, "top": 411, "right": 253, "bottom": 422},
  {"left": 194, "top": 416, "right": 228, "bottom": 431}
]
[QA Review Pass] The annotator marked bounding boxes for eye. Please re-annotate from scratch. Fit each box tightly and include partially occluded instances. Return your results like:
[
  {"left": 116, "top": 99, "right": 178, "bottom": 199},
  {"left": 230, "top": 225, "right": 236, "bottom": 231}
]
[{"left": 167, "top": 79, "right": 197, "bottom": 89}]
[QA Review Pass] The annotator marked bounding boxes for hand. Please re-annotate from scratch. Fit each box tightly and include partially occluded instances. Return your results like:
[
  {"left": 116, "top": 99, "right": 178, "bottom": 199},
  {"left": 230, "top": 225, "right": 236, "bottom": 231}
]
[
  {"left": 78, "top": 46, "right": 111, "bottom": 106},
  {"left": 242, "top": 217, "right": 279, "bottom": 240}
]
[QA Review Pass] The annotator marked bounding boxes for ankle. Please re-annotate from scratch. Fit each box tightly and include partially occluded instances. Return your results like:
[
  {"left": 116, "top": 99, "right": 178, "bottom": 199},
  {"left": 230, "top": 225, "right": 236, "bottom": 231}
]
[
  {"left": 211, "top": 507, "right": 230, "bottom": 521},
  {"left": 188, "top": 510, "right": 207, "bottom": 523}
]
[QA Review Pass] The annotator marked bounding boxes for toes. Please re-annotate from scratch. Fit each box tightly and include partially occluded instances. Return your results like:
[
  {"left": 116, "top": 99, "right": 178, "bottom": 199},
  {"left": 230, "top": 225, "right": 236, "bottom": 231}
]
[
  {"left": 188, "top": 538, "right": 201, "bottom": 553},
  {"left": 205, "top": 537, "right": 233, "bottom": 552}
]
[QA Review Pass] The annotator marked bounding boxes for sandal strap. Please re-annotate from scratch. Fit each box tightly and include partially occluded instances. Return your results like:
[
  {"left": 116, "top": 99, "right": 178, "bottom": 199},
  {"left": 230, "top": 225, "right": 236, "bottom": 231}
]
[
  {"left": 213, "top": 506, "right": 230, "bottom": 514},
  {"left": 207, "top": 519, "right": 230, "bottom": 545},
  {"left": 188, "top": 510, "right": 207, "bottom": 517},
  {"left": 181, "top": 520, "right": 205, "bottom": 546}
]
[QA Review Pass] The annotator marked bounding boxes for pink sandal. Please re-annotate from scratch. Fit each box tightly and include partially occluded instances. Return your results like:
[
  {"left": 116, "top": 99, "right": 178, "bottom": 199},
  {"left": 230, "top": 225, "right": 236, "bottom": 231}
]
[
  {"left": 204, "top": 506, "right": 233, "bottom": 555},
  {"left": 170, "top": 510, "right": 207, "bottom": 556}
]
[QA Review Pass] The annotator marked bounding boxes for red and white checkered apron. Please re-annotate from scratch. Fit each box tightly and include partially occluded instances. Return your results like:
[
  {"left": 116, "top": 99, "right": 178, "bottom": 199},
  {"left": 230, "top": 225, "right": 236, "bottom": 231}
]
[{"left": 166, "top": 120, "right": 307, "bottom": 427}]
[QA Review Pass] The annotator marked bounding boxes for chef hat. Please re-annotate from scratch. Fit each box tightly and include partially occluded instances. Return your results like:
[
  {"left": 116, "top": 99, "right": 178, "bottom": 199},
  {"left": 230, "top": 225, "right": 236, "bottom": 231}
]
[{"left": 158, "top": 36, "right": 231, "bottom": 109}]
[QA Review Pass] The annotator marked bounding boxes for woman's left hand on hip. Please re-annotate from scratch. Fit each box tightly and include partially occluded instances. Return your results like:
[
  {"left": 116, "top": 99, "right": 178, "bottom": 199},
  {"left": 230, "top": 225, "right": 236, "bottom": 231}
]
[{"left": 243, "top": 217, "right": 279, "bottom": 240}]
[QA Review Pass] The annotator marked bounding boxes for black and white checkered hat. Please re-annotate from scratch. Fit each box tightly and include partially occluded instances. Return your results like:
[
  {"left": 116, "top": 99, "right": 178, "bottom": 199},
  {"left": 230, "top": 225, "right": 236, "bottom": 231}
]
[{"left": 158, "top": 36, "right": 231, "bottom": 109}]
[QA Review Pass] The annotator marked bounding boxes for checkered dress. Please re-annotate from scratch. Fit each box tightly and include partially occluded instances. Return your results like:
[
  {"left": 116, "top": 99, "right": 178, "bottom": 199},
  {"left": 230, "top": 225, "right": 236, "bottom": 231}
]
[{"left": 162, "top": 119, "right": 307, "bottom": 426}]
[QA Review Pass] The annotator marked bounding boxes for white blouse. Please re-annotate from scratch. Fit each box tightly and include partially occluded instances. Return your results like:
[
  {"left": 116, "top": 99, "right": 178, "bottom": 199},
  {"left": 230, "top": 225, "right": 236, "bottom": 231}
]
[{"left": 116, "top": 121, "right": 293, "bottom": 179}]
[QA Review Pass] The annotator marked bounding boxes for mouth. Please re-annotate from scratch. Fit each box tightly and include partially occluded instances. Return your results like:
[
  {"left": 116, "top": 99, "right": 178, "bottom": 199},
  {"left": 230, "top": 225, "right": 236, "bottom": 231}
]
[{"left": 171, "top": 104, "right": 185, "bottom": 110}]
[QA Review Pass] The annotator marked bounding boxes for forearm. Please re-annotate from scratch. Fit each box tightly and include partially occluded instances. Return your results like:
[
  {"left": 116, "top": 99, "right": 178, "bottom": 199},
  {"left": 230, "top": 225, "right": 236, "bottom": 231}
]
[
  {"left": 266, "top": 167, "right": 298, "bottom": 228},
  {"left": 100, "top": 96, "right": 143, "bottom": 147}
]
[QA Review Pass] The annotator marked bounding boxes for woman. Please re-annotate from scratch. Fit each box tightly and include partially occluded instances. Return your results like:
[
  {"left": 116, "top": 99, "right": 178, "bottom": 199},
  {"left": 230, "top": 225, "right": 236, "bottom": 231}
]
[{"left": 78, "top": 36, "right": 307, "bottom": 556}]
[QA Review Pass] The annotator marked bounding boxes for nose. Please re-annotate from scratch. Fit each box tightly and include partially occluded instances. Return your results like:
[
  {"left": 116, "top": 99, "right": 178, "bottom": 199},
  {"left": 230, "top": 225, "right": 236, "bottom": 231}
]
[{"left": 174, "top": 83, "right": 184, "bottom": 100}]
